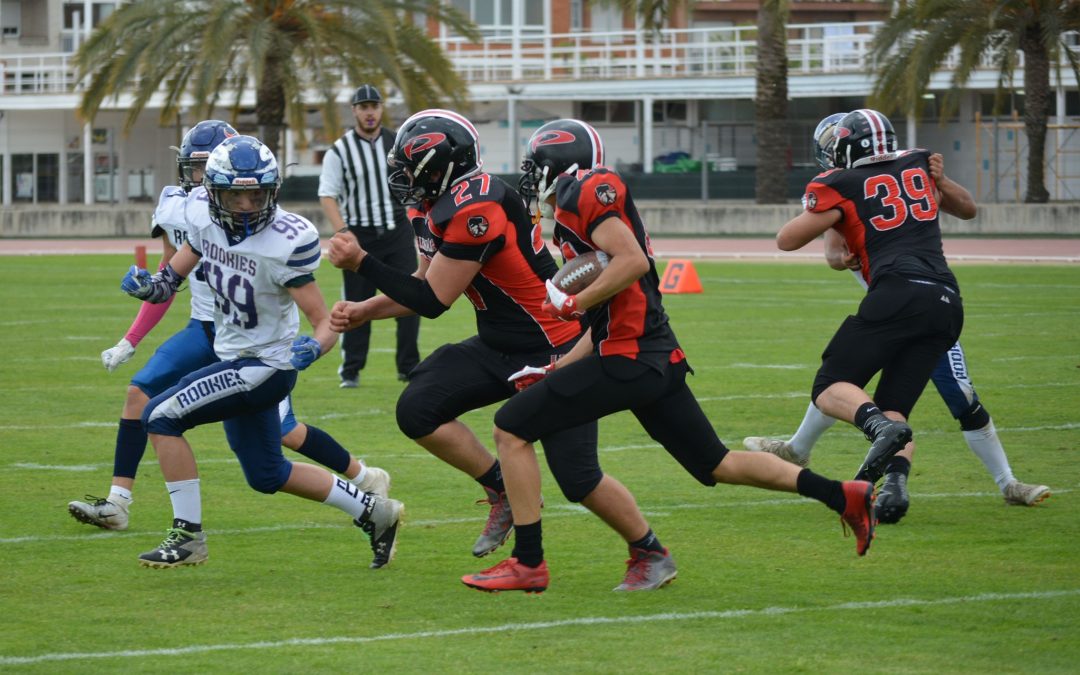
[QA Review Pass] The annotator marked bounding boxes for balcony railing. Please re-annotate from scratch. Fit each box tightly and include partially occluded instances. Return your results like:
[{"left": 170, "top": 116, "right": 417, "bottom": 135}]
[{"left": 2, "top": 22, "right": 1077, "bottom": 96}]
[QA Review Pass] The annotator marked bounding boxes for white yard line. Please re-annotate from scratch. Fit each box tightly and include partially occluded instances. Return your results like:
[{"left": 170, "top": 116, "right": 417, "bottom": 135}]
[{"left": 2, "top": 589, "right": 1077, "bottom": 665}]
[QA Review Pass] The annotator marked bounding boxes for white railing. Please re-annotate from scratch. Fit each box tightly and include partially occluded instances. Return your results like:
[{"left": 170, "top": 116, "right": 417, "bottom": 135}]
[{"left": 2, "top": 22, "right": 1077, "bottom": 96}]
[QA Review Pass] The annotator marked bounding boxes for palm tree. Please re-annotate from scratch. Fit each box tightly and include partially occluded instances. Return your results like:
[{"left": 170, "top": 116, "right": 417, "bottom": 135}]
[
  {"left": 74, "top": 0, "right": 479, "bottom": 158},
  {"left": 755, "top": 0, "right": 790, "bottom": 204},
  {"left": 588, "top": 0, "right": 693, "bottom": 35},
  {"left": 869, "top": 0, "right": 1080, "bottom": 203}
]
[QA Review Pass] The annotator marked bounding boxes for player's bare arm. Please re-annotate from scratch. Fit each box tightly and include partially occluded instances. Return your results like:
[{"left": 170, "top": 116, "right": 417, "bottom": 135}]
[
  {"left": 929, "top": 153, "right": 977, "bottom": 220},
  {"left": 823, "top": 228, "right": 859, "bottom": 271},
  {"left": 319, "top": 196, "right": 348, "bottom": 232},
  {"left": 572, "top": 216, "right": 649, "bottom": 310},
  {"left": 777, "top": 208, "right": 842, "bottom": 250},
  {"left": 327, "top": 229, "right": 365, "bottom": 271},
  {"left": 290, "top": 281, "right": 338, "bottom": 357}
]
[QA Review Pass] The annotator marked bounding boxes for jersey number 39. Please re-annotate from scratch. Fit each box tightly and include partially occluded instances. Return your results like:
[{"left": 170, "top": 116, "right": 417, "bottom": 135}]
[{"left": 863, "top": 167, "right": 936, "bottom": 231}]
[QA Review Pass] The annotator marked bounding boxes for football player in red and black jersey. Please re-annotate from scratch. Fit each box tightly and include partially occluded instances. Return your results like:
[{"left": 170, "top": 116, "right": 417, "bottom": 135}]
[
  {"left": 461, "top": 119, "right": 880, "bottom": 594},
  {"left": 327, "top": 110, "right": 666, "bottom": 585},
  {"left": 776, "top": 108, "right": 966, "bottom": 503}
]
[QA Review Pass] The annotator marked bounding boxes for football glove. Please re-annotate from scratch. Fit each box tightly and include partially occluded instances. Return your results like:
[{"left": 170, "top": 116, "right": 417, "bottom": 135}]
[
  {"left": 542, "top": 279, "right": 583, "bottom": 321},
  {"left": 508, "top": 363, "right": 556, "bottom": 391},
  {"left": 121, "top": 264, "right": 184, "bottom": 304},
  {"left": 101, "top": 338, "right": 136, "bottom": 372},
  {"left": 290, "top": 335, "right": 321, "bottom": 371}
]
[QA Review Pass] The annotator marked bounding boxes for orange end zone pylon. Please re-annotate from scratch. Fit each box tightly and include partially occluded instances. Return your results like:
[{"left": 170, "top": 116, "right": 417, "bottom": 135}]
[
  {"left": 658, "top": 259, "right": 703, "bottom": 294},
  {"left": 135, "top": 245, "right": 147, "bottom": 270}
]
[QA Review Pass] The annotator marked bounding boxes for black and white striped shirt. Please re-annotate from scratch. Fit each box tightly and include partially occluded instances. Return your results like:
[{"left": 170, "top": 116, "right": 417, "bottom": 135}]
[{"left": 318, "top": 127, "right": 403, "bottom": 230}]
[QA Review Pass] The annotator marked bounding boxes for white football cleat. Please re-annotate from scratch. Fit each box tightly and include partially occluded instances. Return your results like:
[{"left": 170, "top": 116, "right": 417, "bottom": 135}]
[
  {"left": 68, "top": 495, "right": 130, "bottom": 530},
  {"left": 742, "top": 437, "right": 809, "bottom": 467},
  {"left": 1003, "top": 480, "right": 1050, "bottom": 506}
]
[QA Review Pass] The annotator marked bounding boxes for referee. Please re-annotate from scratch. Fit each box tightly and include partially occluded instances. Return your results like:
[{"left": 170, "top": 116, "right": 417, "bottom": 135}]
[{"left": 319, "top": 84, "right": 420, "bottom": 388}]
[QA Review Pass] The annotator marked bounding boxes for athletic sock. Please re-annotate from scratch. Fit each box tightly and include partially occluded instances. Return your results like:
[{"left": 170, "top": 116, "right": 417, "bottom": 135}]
[
  {"left": 322, "top": 477, "right": 371, "bottom": 519},
  {"left": 885, "top": 455, "right": 911, "bottom": 477},
  {"left": 962, "top": 421, "right": 1015, "bottom": 490},
  {"left": 113, "top": 418, "right": 147, "bottom": 479},
  {"left": 108, "top": 486, "right": 133, "bottom": 506},
  {"left": 165, "top": 478, "right": 201, "bottom": 526},
  {"left": 629, "top": 529, "right": 665, "bottom": 554},
  {"left": 854, "top": 403, "right": 883, "bottom": 433},
  {"left": 295, "top": 425, "right": 351, "bottom": 474},
  {"left": 476, "top": 460, "right": 505, "bottom": 493},
  {"left": 512, "top": 520, "right": 544, "bottom": 567},
  {"left": 788, "top": 402, "right": 837, "bottom": 457},
  {"left": 796, "top": 468, "right": 846, "bottom": 514}
]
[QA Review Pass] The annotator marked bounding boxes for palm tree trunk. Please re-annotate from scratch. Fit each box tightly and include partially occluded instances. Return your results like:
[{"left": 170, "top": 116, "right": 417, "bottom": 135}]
[
  {"left": 755, "top": 0, "right": 789, "bottom": 204},
  {"left": 255, "top": 51, "right": 288, "bottom": 161},
  {"left": 1020, "top": 23, "right": 1051, "bottom": 203}
]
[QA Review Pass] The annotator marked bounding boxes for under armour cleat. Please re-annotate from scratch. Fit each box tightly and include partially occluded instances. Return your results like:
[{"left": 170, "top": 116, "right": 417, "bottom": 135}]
[
  {"left": 138, "top": 527, "right": 207, "bottom": 568},
  {"left": 68, "top": 495, "right": 130, "bottom": 531},
  {"left": 462, "top": 557, "right": 549, "bottom": 594},
  {"left": 875, "top": 472, "right": 910, "bottom": 524},
  {"left": 854, "top": 415, "right": 912, "bottom": 484},
  {"left": 472, "top": 487, "right": 513, "bottom": 558},
  {"left": 352, "top": 466, "right": 391, "bottom": 500},
  {"left": 1003, "top": 480, "right": 1051, "bottom": 506},
  {"left": 355, "top": 494, "right": 403, "bottom": 569},
  {"left": 742, "top": 437, "right": 810, "bottom": 467},
  {"left": 614, "top": 546, "right": 678, "bottom": 591},
  {"left": 840, "top": 480, "right": 876, "bottom": 556}
]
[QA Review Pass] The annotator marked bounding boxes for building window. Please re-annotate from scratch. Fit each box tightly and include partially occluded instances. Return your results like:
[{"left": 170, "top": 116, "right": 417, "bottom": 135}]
[
  {"left": 1, "top": 0, "right": 20, "bottom": 37},
  {"left": 578, "top": 100, "right": 636, "bottom": 124},
  {"left": 653, "top": 101, "right": 688, "bottom": 123},
  {"left": 569, "top": 0, "right": 583, "bottom": 31},
  {"left": 589, "top": 5, "right": 622, "bottom": 33},
  {"left": 450, "top": 0, "right": 544, "bottom": 38}
]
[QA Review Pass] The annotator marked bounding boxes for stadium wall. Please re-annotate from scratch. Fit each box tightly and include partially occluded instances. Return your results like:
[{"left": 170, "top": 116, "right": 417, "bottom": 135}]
[{"left": 2, "top": 202, "right": 1078, "bottom": 237}]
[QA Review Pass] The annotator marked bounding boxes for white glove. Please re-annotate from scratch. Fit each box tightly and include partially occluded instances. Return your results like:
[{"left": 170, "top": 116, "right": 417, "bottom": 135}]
[
  {"left": 539, "top": 200, "right": 556, "bottom": 231},
  {"left": 101, "top": 338, "right": 136, "bottom": 372}
]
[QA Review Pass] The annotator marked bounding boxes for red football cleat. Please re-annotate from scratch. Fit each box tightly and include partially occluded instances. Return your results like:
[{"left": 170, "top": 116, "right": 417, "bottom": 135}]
[
  {"left": 462, "top": 557, "right": 549, "bottom": 594},
  {"left": 840, "top": 480, "right": 877, "bottom": 556}
]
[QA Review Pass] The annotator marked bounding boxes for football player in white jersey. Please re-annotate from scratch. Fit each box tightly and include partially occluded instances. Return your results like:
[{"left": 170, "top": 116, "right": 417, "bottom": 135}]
[
  {"left": 119, "top": 135, "right": 402, "bottom": 569},
  {"left": 71, "top": 121, "right": 389, "bottom": 534},
  {"left": 743, "top": 114, "right": 1050, "bottom": 521}
]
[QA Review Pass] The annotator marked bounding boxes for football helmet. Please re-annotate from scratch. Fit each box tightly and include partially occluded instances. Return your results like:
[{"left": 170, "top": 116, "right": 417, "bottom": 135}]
[
  {"left": 519, "top": 119, "right": 605, "bottom": 205},
  {"left": 386, "top": 109, "right": 482, "bottom": 205},
  {"left": 831, "top": 109, "right": 897, "bottom": 169},
  {"left": 177, "top": 120, "right": 237, "bottom": 191},
  {"left": 203, "top": 135, "right": 281, "bottom": 240},
  {"left": 812, "top": 112, "right": 847, "bottom": 170}
]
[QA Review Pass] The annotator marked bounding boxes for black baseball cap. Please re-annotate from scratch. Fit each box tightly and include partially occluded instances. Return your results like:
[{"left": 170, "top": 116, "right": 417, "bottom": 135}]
[{"left": 351, "top": 85, "right": 382, "bottom": 105}]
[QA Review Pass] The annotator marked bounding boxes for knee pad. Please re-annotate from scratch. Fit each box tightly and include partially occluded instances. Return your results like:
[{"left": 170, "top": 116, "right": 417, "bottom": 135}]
[
  {"left": 957, "top": 401, "right": 991, "bottom": 431},
  {"left": 395, "top": 386, "right": 443, "bottom": 439},
  {"left": 242, "top": 460, "right": 291, "bottom": 495}
]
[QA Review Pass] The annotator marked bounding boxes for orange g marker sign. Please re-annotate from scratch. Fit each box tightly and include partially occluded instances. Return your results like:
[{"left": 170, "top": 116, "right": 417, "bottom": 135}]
[{"left": 658, "top": 259, "right": 703, "bottom": 294}]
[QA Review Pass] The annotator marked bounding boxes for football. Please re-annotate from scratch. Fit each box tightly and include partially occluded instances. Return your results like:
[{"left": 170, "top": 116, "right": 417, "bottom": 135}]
[{"left": 551, "top": 250, "right": 609, "bottom": 295}]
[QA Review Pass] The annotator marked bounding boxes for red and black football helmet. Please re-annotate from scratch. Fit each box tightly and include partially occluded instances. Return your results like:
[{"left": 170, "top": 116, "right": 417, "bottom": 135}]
[
  {"left": 386, "top": 109, "right": 482, "bottom": 205},
  {"left": 831, "top": 109, "right": 897, "bottom": 169},
  {"left": 519, "top": 119, "right": 605, "bottom": 205}
]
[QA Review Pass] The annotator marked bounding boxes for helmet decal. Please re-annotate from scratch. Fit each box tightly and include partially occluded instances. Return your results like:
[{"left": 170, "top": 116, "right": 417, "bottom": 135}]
[
  {"left": 529, "top": 129, "right": 577, "bottom": 153},
  {"left": 402, "top": 133, "right": 447, "bottom": 160}
]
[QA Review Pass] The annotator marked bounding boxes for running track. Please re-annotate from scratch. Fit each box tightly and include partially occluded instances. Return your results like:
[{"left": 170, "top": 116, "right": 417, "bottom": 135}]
[{"left": 1, "top": 237, "right": 1078, "bottom": 263}]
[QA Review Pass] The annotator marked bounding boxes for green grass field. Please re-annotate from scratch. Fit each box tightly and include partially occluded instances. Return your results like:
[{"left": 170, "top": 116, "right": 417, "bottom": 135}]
[{"left": 0, "top": 255, "right": 1077, "bottom": 672}]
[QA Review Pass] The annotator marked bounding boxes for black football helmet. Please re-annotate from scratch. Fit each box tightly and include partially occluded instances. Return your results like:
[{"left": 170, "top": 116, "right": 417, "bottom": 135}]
[
  {"left": 386, "top": 109, "right": 483, "bottom": 205},
  {"left": 831, "top": 109, "right": 897, "bottom": 169},
  {"left": 519, "top": 119, "right": 606, "bottom": 204}
]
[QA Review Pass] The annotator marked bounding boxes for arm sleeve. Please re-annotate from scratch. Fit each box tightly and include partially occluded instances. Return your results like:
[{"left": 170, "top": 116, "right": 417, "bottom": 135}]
[
  {"left": 123, "top": 295, "right": 177, "bottom": 347},
  {"left": 358, "top": 255, "right": 450, "bottom": 319}
]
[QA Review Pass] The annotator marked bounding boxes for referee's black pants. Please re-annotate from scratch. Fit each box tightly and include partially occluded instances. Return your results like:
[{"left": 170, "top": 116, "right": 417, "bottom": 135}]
[{"left": 340, "top": 225, "right": 421, "bottom": 380}]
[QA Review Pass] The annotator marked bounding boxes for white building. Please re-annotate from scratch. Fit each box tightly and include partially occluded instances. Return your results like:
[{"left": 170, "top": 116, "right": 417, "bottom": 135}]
[{"left": 1, "top": 0, "right": 1077, "bottom": 206}]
